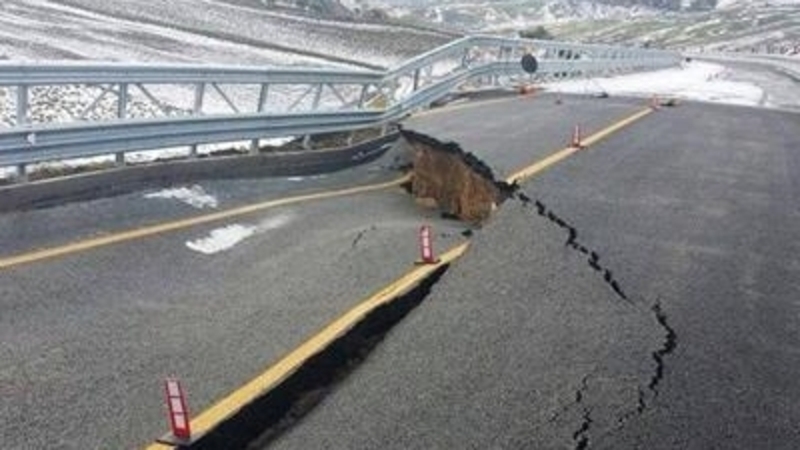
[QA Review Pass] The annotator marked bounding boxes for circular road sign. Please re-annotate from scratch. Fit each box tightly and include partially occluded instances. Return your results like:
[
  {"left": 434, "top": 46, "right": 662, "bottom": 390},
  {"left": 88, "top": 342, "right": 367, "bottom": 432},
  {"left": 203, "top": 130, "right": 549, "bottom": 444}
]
[{"left": 521, "top": 53, "right": 538, "bottom": 74}]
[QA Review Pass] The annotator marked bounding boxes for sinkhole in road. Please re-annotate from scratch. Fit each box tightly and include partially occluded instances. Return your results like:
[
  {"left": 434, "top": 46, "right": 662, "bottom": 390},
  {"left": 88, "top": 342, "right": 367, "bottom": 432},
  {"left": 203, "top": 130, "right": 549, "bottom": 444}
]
[{"left": 397, "top": 126, "right": 518, "bottom": 223}]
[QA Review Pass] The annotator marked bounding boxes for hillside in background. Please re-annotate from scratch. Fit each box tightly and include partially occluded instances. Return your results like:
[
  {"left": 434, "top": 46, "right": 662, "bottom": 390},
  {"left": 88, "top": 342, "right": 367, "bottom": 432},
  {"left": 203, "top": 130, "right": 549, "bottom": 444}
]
[
  {"left": 0, "top": 0, "right": 797, "bottom": 67},
  {"left": 0, "top": 0, "right": 454, "bottom": 68},
  {"left": 373, "top": 0, "right": 800, "bottom": 54}
]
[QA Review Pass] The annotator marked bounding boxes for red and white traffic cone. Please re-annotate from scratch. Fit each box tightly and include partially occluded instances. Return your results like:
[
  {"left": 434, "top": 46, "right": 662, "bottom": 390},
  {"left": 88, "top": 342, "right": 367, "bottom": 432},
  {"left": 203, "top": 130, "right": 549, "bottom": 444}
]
[
  {"left": 650, "top": 95, "right": 661, "bottom": 110},
  {"left": 164, "top": 377, "right": 191, "bottom": 443},
  {"left": 571, "top": 124, "right": 585, "bottom": 149},
  {"left": 415, "top": 225, "right": 439, "bottom": 265}
]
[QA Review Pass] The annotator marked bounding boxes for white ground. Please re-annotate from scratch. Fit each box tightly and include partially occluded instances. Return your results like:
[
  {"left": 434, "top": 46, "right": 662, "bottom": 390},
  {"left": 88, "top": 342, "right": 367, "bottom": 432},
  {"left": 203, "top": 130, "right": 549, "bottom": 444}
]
[{"left": 546, "top": 61, "right": 767, "bottom": 107}]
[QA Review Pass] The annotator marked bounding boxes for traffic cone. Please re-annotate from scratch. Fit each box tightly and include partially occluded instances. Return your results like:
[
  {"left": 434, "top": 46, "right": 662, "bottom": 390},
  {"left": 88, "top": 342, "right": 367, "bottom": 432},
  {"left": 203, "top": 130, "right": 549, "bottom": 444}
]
[
  {"left": 650, "top": 95, "right": 661, "bottom": 110},
  {"left": 415, "top": 225, "right": 440, "bottom": 265},
  {"left": 519, "top": 84, "right": 535, "bottom": 96},
  {"left": 164, "top": 378, "right": 191, "bottom": 443},
  {"left": 571, "top": 124, "right": 585, "bottom": 149}
]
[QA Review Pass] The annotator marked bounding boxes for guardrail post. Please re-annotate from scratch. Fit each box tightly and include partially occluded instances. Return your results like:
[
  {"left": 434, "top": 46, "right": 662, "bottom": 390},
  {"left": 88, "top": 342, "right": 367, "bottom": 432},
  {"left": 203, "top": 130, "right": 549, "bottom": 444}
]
[
  {"left": 16, "top": 164, "right": 27, "bottom": 182},
  {"left": 250, "top": 83, "right": 270, "bottom": 154},
  {"left": 116, "top": 83, "right": 128, "bottom": 166},
  {"left": 16, "top": 85, "right": 28, "bottom": 126},
  {"left": 461, "top": 47, "right": 471, "bottom": 68},
  {"left": 117, "top": 83, "right": 128, "bottom": 119},
  {"left": 311, "top": 84, "right": 323, "bottom": 110},
  {"left": 357, "top": 84, "right": 369, "bottom": 109},
  {"left": 190, "top": 83, "right": 205, "bottom": 158}
]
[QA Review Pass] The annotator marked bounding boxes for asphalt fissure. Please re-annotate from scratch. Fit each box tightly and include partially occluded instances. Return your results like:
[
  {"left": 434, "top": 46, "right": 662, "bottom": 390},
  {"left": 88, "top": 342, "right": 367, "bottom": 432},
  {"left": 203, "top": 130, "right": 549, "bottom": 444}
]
[
  {"left": 514, "top": 189, "right": 682, "bottom": 446},
  {"left": 549, "top": 370, "right": 595, "bottom": 425},
  {"left": 572, "top": 407, "right": 594, "bottom": 450},
  {"left": 517, "top": 192, "right": 631, "bottom": 304},
  {"left": 648, "top": 301, "right": 678, "bottom": 398},
  {"left": 187, "top": 265, "right": 450, "bottom": 450}
]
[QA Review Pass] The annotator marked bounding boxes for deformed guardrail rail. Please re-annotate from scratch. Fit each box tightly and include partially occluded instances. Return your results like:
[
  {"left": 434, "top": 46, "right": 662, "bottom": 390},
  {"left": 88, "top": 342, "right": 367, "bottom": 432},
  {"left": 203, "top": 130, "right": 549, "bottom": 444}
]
[{"left": 0, "top": 35, "right": 681, "bottom": 181}]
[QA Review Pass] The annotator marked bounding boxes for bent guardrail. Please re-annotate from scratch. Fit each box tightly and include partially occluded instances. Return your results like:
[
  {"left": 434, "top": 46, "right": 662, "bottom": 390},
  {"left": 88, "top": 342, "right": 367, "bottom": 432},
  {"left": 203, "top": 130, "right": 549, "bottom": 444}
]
[{"left": 0, "top": 35, "right": 681, "bottom": 179}]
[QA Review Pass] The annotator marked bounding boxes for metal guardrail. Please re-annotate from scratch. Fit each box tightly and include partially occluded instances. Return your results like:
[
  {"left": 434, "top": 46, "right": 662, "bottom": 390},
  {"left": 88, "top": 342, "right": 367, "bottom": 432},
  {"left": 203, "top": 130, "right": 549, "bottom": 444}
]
[{"left": 0, "top": 35, "right": 681, "bottom": 179}]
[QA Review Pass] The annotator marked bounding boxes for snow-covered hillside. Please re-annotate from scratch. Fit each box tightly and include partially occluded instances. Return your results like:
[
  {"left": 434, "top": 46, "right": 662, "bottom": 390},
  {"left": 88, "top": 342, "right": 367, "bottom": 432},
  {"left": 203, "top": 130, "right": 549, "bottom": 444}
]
[
  {"left": 374, "top": 0, "right": 800, "bottom": 54},
  {"left": 547, "top": 2, "right": 800, "bottom": 53},
  {"left": 0, "top": 0, "right": 452, "bottom": 68}
]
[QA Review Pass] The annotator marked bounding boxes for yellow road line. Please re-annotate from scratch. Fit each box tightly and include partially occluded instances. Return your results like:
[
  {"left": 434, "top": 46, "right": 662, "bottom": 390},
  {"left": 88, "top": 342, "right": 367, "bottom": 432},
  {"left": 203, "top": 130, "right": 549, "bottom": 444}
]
[
  {"left": 506, "top": 146, "right": 582, "bottom": 184},
  {"left": 145, "top": 444, "right": 173, "bottom": 450},
  {"left": 581, "top": 107, "right": 653, "bottom": 148},
  {"left": 505, "top": 107, "right": 653, "bottom": 184},
  {"left": 145, "top": 242, "right": 470, "bottom": 450},
  {"left": 0, "top": 175, "right": 411, "bottom": 271}
]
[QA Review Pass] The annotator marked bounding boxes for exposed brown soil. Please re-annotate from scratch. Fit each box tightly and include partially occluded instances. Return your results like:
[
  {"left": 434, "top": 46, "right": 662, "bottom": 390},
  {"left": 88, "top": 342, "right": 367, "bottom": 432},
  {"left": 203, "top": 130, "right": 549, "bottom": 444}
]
[{"left": 399, "top": 127, "right": 516, "bottom": 223}]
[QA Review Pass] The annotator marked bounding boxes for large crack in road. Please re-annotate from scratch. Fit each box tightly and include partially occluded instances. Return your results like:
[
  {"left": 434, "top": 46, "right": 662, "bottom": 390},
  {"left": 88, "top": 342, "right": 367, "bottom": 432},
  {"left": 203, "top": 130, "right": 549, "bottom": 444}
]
[
  {"left": 513, "top": 186, "right": 680, "bottom": 448},
  {"left": 197, "top": 129, "right": 681, "bottom": 450},
  {"left": 398, "top": 125, "right": 682, "bottom": 448}
]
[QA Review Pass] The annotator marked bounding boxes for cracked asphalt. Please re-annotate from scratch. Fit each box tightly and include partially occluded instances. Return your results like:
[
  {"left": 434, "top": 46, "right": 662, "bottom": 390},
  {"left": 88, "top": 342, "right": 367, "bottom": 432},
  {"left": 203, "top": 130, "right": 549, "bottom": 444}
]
[
  {"left": 267, "top": 100, "right": 800, "bottom": 449},
  {"left": 3, "top": 94, "right": 798, "bottom": 450}
]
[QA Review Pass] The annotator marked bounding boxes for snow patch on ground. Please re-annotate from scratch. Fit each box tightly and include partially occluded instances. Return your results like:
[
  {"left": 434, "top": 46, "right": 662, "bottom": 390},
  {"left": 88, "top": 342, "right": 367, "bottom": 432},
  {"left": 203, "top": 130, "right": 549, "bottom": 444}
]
[
  {"left": 547, "top": 61, "right": 765, "bottom": 107},
  {"left": 185, "top": 212, "right": 295, "bottom": 255},
  {"left": 145, "top": 185, "right": 219, "bottom": 209}
]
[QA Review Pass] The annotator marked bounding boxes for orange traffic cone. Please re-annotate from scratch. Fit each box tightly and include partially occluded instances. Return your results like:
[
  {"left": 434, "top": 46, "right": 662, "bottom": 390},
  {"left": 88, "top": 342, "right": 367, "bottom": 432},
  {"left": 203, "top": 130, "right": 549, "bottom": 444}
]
[
  {"left": 519, "top": 84, "right": 536, "bottom": 96},
  {"left": 164, "top": 378, "right": 191, "bottom": 442},
  {"left": 415, "top": 225, "right": 440, "bottom": 265},
  {"left": 650, "top": 95, "right": 661, "bottom": 110},
  {"left": 571, "top": 124, "right": 585, "bottom": 149}
]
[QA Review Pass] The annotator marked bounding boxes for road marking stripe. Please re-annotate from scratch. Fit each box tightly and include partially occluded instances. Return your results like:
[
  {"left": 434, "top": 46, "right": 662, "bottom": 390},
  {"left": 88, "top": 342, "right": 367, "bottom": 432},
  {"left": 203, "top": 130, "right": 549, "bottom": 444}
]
[
  {"left": 0, "top": 175, "right": 411, "bottom": 270},
  {"left": 581, "top": 107, "right": 653, "bottom": 148},
  {"left": 145, "top": 242, "right": 470, "bottom": 450},
  {"left": 505, "top": 107, "right": 653, "bottom": 184}
]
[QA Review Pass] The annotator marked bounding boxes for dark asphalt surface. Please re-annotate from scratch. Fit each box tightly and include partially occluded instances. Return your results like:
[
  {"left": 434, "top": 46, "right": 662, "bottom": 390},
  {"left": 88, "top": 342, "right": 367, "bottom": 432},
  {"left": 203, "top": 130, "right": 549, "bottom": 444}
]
[
  {"left": 0, "top": 95, "right": 639, "bottom": 449},
  {"left": 0, "top": 157, "right": 401, "bottom": 258},
  {"left": 269, "top": 101, "right": 800, "bottom": 449},
  {"left": 0, "top": 186, "right": 466, "bottom": 450},
  {"left": 406, "top": 94, "right": 646, "bottom": 179}
]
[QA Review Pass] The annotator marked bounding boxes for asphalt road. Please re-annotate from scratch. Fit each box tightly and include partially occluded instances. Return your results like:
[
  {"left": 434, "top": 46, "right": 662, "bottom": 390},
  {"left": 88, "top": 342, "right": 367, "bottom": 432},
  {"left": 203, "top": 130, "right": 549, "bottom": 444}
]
[
  {"left": 268, "top": 101, "right": 800, "bottom": 449},
  {"left": 0, "top": 185, "right": 467, "bottom": 450},
  {"left": 406, "top": 94, "right": 647, "bottom": 179},
  {"left": 0, "top": 94, "right": 639, "bottom": 449}
]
